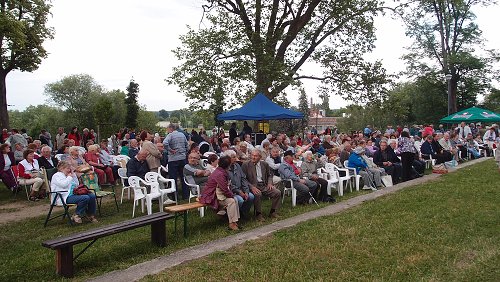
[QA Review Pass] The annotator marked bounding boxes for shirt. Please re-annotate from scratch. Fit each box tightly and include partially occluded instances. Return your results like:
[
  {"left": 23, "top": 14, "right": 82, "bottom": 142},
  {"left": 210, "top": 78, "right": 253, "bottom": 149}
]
[{"left": 163, "top": 131, "right": 188, "bottom": 162}]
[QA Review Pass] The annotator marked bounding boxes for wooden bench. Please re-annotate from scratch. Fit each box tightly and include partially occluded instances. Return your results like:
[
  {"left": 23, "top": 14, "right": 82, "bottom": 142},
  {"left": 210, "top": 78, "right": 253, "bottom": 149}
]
[
  {"left": 164, "top": 202, "right": 208, "bottom": 238},
  {"left": 41, "top": 212, "right": 174, "bottom": 278}
]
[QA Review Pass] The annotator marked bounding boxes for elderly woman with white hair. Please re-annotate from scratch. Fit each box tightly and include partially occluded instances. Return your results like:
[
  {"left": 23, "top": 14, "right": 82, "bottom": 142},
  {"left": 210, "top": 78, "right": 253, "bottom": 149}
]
[{"left": 300, "top": 151, "right": 334, "bottom": 202}]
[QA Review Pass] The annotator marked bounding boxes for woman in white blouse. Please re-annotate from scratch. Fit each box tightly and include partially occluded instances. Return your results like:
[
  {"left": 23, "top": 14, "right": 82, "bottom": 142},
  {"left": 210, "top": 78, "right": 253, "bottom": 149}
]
[{"left": 51, "top": 160, "right": 97, "bottom": 224}]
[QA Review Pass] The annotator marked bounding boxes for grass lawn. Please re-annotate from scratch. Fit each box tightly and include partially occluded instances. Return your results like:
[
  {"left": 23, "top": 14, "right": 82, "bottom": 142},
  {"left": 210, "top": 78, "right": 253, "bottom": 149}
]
[
  {"left": 0, "top": 173, "right": 368, "bottom": 281},
  {"left": 143, "top": 160, "right": 500, "bottom": 282}
]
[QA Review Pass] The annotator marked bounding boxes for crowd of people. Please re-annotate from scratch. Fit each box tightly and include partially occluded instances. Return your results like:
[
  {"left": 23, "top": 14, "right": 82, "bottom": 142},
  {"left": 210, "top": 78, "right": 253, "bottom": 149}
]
[{"left": 1, "top": 120, "right": 499, "bottom": 227}]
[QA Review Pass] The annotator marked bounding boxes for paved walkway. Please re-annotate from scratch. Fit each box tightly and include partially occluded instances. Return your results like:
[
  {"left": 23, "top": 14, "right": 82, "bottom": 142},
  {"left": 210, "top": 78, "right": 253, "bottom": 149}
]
[{"left": 88, "top": 158, "right": 490, "bottom": 282}]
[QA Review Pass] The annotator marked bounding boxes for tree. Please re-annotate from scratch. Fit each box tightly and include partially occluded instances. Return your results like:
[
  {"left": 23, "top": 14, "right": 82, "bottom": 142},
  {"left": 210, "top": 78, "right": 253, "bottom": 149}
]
[
  {"left": 400, "top": 0, "right": 498, "bottom": 114},
  {"left": 481, "top": 88, "right": 500, "bottom": 113},
  {"left": 125, "top": 79, "right": 139, "bottom": 129},
  {"left": 0, "top": 0, "right": 54, "bottom": 129},
  {"left": 169, "top": 0, "right": 390, "bottom": 111},
  {"left": 298, "top": 88, "right": 309, "bottom": 133},
  {"left": 136, "top": 106, "right": 159, "bottom": 132},
  {"left": 44, "top": 74, "right": 104, "bottom": 127}
]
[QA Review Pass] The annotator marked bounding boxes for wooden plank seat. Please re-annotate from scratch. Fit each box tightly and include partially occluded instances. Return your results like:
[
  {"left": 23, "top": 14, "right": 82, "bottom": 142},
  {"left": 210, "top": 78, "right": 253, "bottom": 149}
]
[
  {"left": 164, "top": 202, "right": 208, "bottom": 238},
  {"left": 42, "top": 212, "right": 174, "bottom": 278}
]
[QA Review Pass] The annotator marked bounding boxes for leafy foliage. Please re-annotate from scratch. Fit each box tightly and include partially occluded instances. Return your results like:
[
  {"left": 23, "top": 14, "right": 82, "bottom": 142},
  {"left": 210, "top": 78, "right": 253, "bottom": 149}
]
[
  {"left": 168, "top": 0, "right": 390, "bottom": 112},
  {"left": 125, "top": 79, "right": 140, "bottom": 129},
  {"left": 400, "top": 0, "right": 499, "bottom": 113},
  {"left": 0, "top": 0, "right": 54, "bottom": 129}
]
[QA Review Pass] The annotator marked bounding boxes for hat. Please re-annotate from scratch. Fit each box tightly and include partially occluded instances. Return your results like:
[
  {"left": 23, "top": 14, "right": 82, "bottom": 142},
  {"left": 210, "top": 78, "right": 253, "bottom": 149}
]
[
  {"left": 283, "top": 150, "right": 294, "bottom": 157},
  {"left": 353, "top": 146, "right": 364, "bottom": 155}
]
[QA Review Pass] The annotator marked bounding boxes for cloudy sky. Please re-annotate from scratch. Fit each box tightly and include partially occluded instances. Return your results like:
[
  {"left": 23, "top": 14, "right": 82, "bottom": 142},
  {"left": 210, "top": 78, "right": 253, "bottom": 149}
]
[{"left": 6, "top": 0, "right": 500, "bottom": 112}]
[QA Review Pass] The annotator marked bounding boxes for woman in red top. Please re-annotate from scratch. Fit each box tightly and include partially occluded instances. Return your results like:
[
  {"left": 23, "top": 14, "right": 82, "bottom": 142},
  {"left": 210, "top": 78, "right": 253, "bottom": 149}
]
[
  {"left": 18, "top": 149, "right": 47, "bottom": 201},
  {"left": 0, "top": 144, "right": 18, "bottom": 192},
  {"left": 68, "top": 127, "right": 81, "bottom": 147},
  {"left": 84, "top": 144, "right": 114, "bottom": 185}
]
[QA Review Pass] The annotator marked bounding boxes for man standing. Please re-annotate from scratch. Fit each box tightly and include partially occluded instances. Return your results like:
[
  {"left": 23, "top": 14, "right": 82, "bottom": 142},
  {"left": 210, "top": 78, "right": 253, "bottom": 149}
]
[
  {"left": 163, "top": 124, "right": 189, "bottom": 199},
  {"left": 56, "top": 127, "right": 66, "bottom": 150},
  {"left": 242, "top": 149, "right": 281, "bottom": 221},
  {"left": 278, "top": 150, "right": 317, "bottom": 205}
]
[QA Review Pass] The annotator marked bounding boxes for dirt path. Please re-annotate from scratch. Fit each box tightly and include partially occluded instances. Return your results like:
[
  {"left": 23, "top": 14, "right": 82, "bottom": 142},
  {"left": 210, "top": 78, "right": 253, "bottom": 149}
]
[{"left": 0, "top": 188, "right": 122, "bottom": 225}]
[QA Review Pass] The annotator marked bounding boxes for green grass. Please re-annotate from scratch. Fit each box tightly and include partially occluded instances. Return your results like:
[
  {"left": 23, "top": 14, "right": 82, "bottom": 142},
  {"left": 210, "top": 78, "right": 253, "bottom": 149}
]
[
  {"left": 142, "top": 160, "right": 500, "bottom": 282},
  {"left": 0, "top": 176, "right": 368, "bottom": 281}
]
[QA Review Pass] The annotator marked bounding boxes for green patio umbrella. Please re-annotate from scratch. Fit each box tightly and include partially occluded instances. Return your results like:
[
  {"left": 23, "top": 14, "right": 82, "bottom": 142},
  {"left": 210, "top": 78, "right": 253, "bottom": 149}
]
[{"left": 440, "top": 106, "right": 500, "bottom": 124}]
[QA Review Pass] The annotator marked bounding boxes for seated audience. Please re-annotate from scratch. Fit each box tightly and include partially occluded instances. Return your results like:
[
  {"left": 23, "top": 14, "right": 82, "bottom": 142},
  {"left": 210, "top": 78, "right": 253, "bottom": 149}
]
[
  {"left": 225, "top": 150, "right": 255, "bottom": 218},
  {"left": 373, "top": 139, "right": 402, "bottom": 184},
  {"left": 126, "top": 149, "right": 149, "bottom": 180},
  {"left": 206, "top": 154, "right": 219, "bottom": 173},
  {"left": 301, "top": 151, "right": 334, "bottom": 202},
  {"left": 347, "top": 146, "right": 382, "bottom": 190},
  {"left": 265, "top": 147, "right": 282, "bottom": 184},
  {"left": 0, "top": 144, "right": 18, "bottom": 192},
  {"left": 199, "top": 155, "right": 240, "bottom": 231},
  {"left": 279, "top": 150, "right": 317, "bottom": 205},
  {"left": 128, "top": 139, "right": 140, "bottom": 159},
  {"left": 183, "top": 152, "right": 211, "bottom": 194},
  {"left": 38, "top": 145, "right": 59, "bottom": 169},
  {"left": 85, "top": 144, "right": 115, "bottom": 185},
  {"left": 241, "top": 149, "right": 282, "bottom": 220},
  {"left": 51, "top": 160, "right": 97, "bottom": 224},
  {"left": 18, "top": 149, "right": 47, "bottom": 201}
]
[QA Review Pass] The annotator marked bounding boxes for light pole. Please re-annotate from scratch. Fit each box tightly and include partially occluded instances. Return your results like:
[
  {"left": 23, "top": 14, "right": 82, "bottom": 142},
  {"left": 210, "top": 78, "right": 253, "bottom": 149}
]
[{"left": 445, "top": 73, "right": 453, "bottom": 116}]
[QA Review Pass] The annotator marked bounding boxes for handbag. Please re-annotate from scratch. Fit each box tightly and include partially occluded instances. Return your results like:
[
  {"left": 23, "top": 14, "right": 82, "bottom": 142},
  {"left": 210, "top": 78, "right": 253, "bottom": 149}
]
[
  {"left": 381, "top": 175, "right": 393, "bottom": 187},
  {"left": 76, "top": 164, "right": 92, "bottom": 173},
  {"left": 432, "top": 163, "right": 448, "bottom": 174},
  {"left": 73, "top": 184, "right": 90, "bottom": 195}
]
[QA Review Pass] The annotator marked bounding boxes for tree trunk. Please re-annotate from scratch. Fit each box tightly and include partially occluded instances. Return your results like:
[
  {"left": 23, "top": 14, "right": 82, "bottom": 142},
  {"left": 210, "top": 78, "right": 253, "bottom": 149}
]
[
  {"left": 450, "top": 77, "right": 458, "bottom": 114},
  {"left": 0, "top": 71, "right": 10, "bottom": 130}
]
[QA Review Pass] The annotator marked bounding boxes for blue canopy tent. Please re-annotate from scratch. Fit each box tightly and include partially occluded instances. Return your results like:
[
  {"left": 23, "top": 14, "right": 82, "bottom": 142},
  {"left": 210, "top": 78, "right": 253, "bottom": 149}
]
[{"left": 217, "top": 93, "right": 304, "bottom": 120}]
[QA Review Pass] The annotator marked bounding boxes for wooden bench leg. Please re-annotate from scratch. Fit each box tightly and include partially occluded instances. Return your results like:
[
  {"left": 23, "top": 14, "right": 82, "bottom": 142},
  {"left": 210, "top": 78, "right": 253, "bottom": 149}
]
[
  {"left": 183, "top": 211, "right": 188, "bottom": 238},
  {"left": 151, "top": 219, "right": 166, "bottom": 247},
  {"left": 56, "top": 246, "right": 74, "bottom": 278}
]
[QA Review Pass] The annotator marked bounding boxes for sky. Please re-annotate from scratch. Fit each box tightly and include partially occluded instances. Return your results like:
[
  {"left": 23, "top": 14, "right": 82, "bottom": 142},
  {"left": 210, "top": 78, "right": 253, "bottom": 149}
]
[{"left": 5, "top": 0, "right": 500, "bottom": 112}]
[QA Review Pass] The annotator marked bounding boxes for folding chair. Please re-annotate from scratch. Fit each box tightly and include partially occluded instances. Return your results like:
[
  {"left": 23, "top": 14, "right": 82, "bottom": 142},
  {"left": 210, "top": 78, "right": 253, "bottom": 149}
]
[
  {"left": 44, "top": 187, "right": 75, "bottom": 227},
  {"left": 11, "top": 165, "right": 31, "bottom": 200},
  {"left": 81, "top": 172, "right": 119, "bottom": 216}
]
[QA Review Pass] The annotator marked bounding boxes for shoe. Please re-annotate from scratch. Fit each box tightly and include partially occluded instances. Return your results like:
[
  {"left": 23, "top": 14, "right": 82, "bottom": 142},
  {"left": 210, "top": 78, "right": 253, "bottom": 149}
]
[
  {"left": 228, "top": 222, "right": 239, "bottom": 231},
  {"left": 163, "top": 198, "right": 176, "bottom": 205},
  {"left": 255, "top": 214, "right": 265, "bottom": 222},
  {"left": 72, "top": 215, "right": 83, "bottom": 224},
  {"left": 362, "top": 185, "right": 374, "bottom": 190},
  {"left": 216, "top": 210, "right": 227, "bottom": 216},
  {"left": 29, "top": 196, "right": 39, "bottom": 202},
  {"left": 370, "top": 187, "right": 378, "bottom": 191},
  {"left": 269, "top": 212, "right": 280, "bottom": 219},
  {"left": 88, "top": 216, "right": 98, "bottom": 223}
]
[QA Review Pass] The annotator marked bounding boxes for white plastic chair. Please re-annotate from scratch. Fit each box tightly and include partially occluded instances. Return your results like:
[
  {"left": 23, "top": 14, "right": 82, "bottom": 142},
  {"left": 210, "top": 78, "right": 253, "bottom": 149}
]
[
  {"left": 127, "top": 176, "right": 162, "bottom": 217},
  {"left": 113, "top": 155, "right": 131, "bottom": 166},
  {"left": 145, "top": 172, "right": 177, "bottom": 205},
  {"left": 329, "top": 163, "right": 352, "bottom": 196},
  {"left": 54, "top": 154, "right": 64, "bottom": 161},
  {"left": 183, "top": 176, "right": 204, "bottom": 217},
  {"left": 343, "top": 160, "right": 361, "bottom": 192},
  {"left": 319, "top": 164, "right": 341, "bottom": 196},
  {"left": 281, "top": 179, "right": 297, "bottom": 207},
  {"left": 118, "top": 168, "right": 131, "bottom": 203}
]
